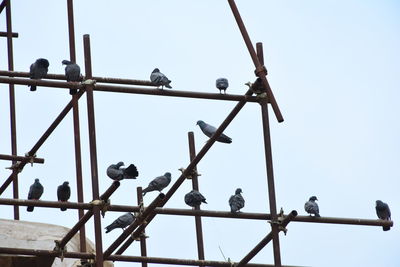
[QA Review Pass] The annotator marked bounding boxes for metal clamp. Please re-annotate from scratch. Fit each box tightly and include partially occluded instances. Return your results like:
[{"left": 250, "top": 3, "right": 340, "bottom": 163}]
[
  {"left": 5, "top": 161, "right": 22, "bottom": 173},
  {"left": 53, "top": 240, "right": 67, "bottom": 262},
  {"left": 82, "top": 79, "right": 96, "bottom": 85},
  {"left": 254, "top": 65, "right": 268, "bottom": 77},
  {"left": 178, "top": 167, "right": 201, "bottom": 180}
]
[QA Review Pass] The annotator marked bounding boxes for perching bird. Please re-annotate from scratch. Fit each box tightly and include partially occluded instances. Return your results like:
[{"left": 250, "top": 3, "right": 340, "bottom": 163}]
[
  {"left": 196, "top": 120, "right": 232, "bottom": 144},
  {"left": 105, "top": 212, "right": 135, "bottom": 233},
  {"left": 62, "top": 60, "right": 81, "bottom": 95},
  {"left": 29, "top": 58, "right": 49, "bottom": 91},
  {"left": 106, "top": 162, "right": 139, "bottom": 181},
  {"left": 27, "top": 178, "right": 44, "bottom": 212},
  {"left": 142, "top": 172, "right": 172, "bottom": 196},
  {"left": 150, "top": 68, "right": 172, "bottom": 89},
  {"left": 184, "top": 190, "right": 207, "bottom": 208},
  {"left": 216, "top": 78, "right": 229, "bottom": 94},
  {"left": 57, "top": 181, "right": 71, "bottom": 211},
  {"left": 229, "top": 188, "right": 245, "bottom": 213},
  {"left": 304, "top": 196, "right": 320, "bottom": 217},
  {"left": 375, "top": 200, "right": 391, "bottom": 231}
]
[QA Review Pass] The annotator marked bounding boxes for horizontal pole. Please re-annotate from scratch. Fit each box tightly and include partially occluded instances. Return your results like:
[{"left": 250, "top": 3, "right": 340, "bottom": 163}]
[
  {"left": 0, "top": 153, "right": 44, "bottom": 164},
  {"left": 0, "top": 74, "right": 259, "bottom": 103},
  {"left": 293, "top": 215, "right": 394, "bottom": 227},
  {"left": 0, "top": 198, "right": 92, "bottom": 210},
  {"left": 108, "top": 255, "right": 305, "bottom": 267},
  {"left": 0, "top": 247, "right": 95, "bottom": 259},
  {"left": 0, "top": 31, "right": 18, "bottom": 37}
]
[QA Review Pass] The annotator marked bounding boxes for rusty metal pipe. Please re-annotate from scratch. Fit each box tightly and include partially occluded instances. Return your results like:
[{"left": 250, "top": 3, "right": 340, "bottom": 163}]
[
  {"left": 0, "top": 198, "right": 92, "bottom": 209},
  {"left": 236, "top": 211, "right": 298, "bottom": 267},
  {"left": 227, "top": 0, "right": 283, "bottom": 122},
  {"left": 188, "top": 132, "right": 205, "bottom": 261},
  {"left": 136, "top": 187, "right": 148, "bottom": 267},
  {"left": 0, "top": 31, "right": 18, "bottom": 37},
  {"left": 0, "top": 154, "right": 44, "bottom": 163},
  {"left": 0, "top": 247, "right": 95, "bottom": 259},
  {"left": 103, "top": 193, "right": 165, "bottom": 258}
]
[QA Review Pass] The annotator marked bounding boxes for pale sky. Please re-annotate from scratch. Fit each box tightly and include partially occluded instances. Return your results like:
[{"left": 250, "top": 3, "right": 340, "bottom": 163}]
[{"left": 0, "top": 1, "right": 399, "bottom": 267}]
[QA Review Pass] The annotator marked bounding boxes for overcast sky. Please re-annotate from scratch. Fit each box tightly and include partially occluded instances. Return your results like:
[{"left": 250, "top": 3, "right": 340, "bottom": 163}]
[{"left": 0, "top": 1, "right": 399, "bottom": 266}]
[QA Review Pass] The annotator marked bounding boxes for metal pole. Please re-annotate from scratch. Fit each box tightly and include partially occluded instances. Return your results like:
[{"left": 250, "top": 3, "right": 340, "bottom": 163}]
[
  {"left": 5, "top": 0, "right": 18, "bottom": 220},
  {"left": 82, "top": 34, "right": 103, "bottom": 267},
  {"left": 0, "top": 90, "right": 85, "bottom": 195},
  {"left": 0, "top": 154, "right": 44, "bottom": 163},
  {"left": 236, "top": 211, "right": 298, "bottom": 267},
  {"left": 255, "top": 42, "right": 282, "bottom": 266},
  {"left": 188, "top": 132, "right": 205, "bottom": 261},
  {"left": 0, "top": 31, "right": 18, "bottom": 37},
  {"left": 66, "top": 0, "right": 86, "bottom": 253},
  {"left": 137, "top": 187, "right": 148, "bottom": 267},
  {"left": 227, "top": 0, "right": 284, "bottom": 123}
]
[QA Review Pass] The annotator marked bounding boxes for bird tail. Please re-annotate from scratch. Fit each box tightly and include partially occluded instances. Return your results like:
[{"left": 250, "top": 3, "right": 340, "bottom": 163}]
[
  {"left": 70, "top": 88, "right": 77, "bottom": 95},
  {"left": 165, "top": 84, "right": 172, "bottom": 89},
  {"left": 27, "top": 206, "right": 34, "bottom": 212},
  {"left": 315, "top": 213, "right": 321, "bottom": 217},
  {"left": 383, "top": 226, "right": 390, "bottom": 231},
  {"left": 217, "top": 135, "right": 232, "bottom": 144},
  {"left": 123, "top": 164, "right": 139, "bottom": 179},
  {"left": 30, "top": 85, "right": 37, "bottom": 91},
  {"left": 60, "top": 207, "right": 67, "bottom": 211}
]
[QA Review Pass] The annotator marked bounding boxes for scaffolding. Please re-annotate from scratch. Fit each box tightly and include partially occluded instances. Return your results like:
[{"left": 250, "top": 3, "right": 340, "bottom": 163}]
[{"left": 0, "top": 1, "right": 393, "bottom": 267}]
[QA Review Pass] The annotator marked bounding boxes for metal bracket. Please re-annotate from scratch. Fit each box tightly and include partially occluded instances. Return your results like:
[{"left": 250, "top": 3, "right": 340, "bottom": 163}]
[
  {"left": 5, "top": 161, "right": 22, "bottom": 173},
  {"left": 178, "top": 167, "right": 201, "bottom": 180},
  {"left": 254, "top": 65, "right": 268, "bottom": 77},
  {"left": 268, "top": 208, "right": 288, "bottom": 235},
  {"left": 24, "top": 152, "right": 37, "bottom": 166},
  {"left": 53, "top": 240, "right": 67, "bottom": 262},
  {"left": 82, "top": 79, "right": 96, "bottom": 85}
]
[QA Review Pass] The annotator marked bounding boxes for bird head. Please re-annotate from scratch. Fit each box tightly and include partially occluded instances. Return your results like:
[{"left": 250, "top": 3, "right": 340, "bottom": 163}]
[
  {"left": 376, "top": 200, "right": 384, "bottom": 207},
  {"left": 37, "top": 58, "right": 49, "bottom": 68},
  {"left": 164, "top": 172, "right": 172, "bottom": 179},
  {"left": 117, "top": 161, "right": 125, "bottom": 167},
  {"left": 235, "top": 188, "right": 243, "bottom": 194},
  {"left": 152, "top": 68, "right": 160, "bottom": 73},
  {"left": 196, "top": 120, "right": 204, "bottom": 126},
  {"left": 62, "top": 60, "right": 72, "bottom": 65},
  {"left": 34, "top": 178, "right": 40, "bottom": 182},
  {"left": 309, "top": 196, "right": 318, "bottom": 201},
  {"left": 63, "top": 181, "right": 69, "bottom": 186}
]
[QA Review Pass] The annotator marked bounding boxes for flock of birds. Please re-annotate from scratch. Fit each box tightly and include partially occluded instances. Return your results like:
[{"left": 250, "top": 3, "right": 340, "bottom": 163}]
[
  {"left": 27, "top": 58, "right": 392, "bottom": 232},
  {"left": 29, "top": 58, "right": 254, "bottom": 96}
]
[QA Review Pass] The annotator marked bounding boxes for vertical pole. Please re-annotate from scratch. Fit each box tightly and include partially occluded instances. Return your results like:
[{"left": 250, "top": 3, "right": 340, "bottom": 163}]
[
  {"left": 66, "top": 0, "right": 86, "bottom": 253},
  {"left": 257, "top": 42, "right": 281, "bottom": 266},
  {"left": 6, "top": 0, "right": 18, "bottom": 220},
  {"left": 136, "top": 187, "right": 148, "bottom": 267},
  {"left": 83, "top": 34, "right": 103, "bottom": 267},
  {"left": 188, "top": 132, "right": 205, "bottom": 262}
]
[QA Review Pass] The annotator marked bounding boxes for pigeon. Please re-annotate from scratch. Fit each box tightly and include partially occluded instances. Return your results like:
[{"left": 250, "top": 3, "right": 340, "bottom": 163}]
[
  {"left": 29, "top": 58, "right": 49, "bottom": 91},
  {"left": 304, "top": 196, "right": 320, "bottom": 217},
  {"left": 106, "top": 162, "right": 139, "bottom": 181},
  {"left": 216, "top": 78, "right": 229, "bottom": 94},
  {"left": 27, "top": 178, "right": 44, "bottom": 212},
  {"left": 142, "top": 172, "right": 172, "bottom": 196},
  {"left": 62, "top": 60, "right": 81, "bottom": 95},
  {"left": 375, "top": 200, "right": 391, "bottom": 231},
  {"left": 184, "top": 190, "right": 207, "bottom": 208},
  {"left": 229, "top": 188, "right": 245, "bottom": 213},
  {"left": 105, "top": 212, "right": 135, "bottom": 233},
  {"left": 57, "top": 181, "right": 71, "bottom": 211},
  {"left": 245, "top": 77, "right": 265, "bottom": 95},
  {"left": 196, "top": 120, "right": 232, "bottom": 144},
  {"left": 150, "top": 68, "right": 172, "bottom": 89}
]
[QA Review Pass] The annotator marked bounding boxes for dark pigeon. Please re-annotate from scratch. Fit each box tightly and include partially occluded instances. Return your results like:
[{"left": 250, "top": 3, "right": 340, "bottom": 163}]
[
  {"left": 216, "top": 78, "right": 229, "bottom": 94},
  {"left": 376, "top": 200, "right": 391, "bottom": 231},
  {"left": 27, "top": 178, "right": 44, "bottom": 212},
  {"left": 196, "top": 120, "right": 232, "bottom": 144},
  {"left": 184, "top": 190, "right": 207, "bottom": 208},
  {"left": 229, "top": 188, "right": 245, "bottom": 213},
  {"left": 150, "top": 68, "right": 172, "bottom": 89},
  {"left": 105, "top": 212, "right": 135, "bottom": 233},
  {"left": 29, "top": 58, "right": 49, "bottom": 91},
  {"left": 304, "top": 196, "right": 320, "bottom": 217},
  {"left": 62, "top": 60, "right": 81, "bottom": 95},
  {"left": 142, "top": 172, "right": 171, "bottom": 196},
  {"left": 57, "top": 181, "right": 71, "bottom": 211},
  {"left": 106, "top": 162, "right": 139, "bottom": 181}
]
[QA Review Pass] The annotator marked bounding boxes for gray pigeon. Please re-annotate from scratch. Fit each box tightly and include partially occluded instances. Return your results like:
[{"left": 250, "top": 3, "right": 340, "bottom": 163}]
[
  {"left": 216, "top": 78, "right": 229, "bottom": 94},
  {"left": 196, "top": 120, "right": 232, "bottom": 144},
  {"left": 184, "top": 190, "right": 207, "bottom": 208},
  {"left": 150, "top": 68, "right": 172, "bottom": 89},
  {"left": 304, "top": 196, "right": 320, "bottom": 217},
  {"left": 105, "top": 212, "right": 135, "bottom": 233},
  {"left": 375, "top": 200, "right": 391, "bottom": 231},
  {"left": 229, "top": 188, "right": 245, "bottom": 213},
  {"left": 106, "top": 162, "right": 139, "bottom": 181},
  {"left": 57, "top": 181, "right": 71, "bottom": 211},
  {"left": 62, "top": 60, "right": 81, "bottom": 95},
  {"left": 29, "top": 58, "right": 49, "bottom": 91},
  {"left": 142, "top": 172, "right": 172, "bottom": 196},
  {"left": 27, "top": 178, "right": 44, "bottom": 212}
]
